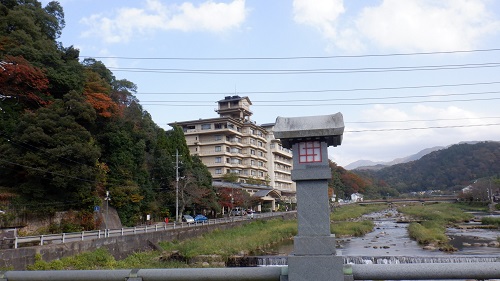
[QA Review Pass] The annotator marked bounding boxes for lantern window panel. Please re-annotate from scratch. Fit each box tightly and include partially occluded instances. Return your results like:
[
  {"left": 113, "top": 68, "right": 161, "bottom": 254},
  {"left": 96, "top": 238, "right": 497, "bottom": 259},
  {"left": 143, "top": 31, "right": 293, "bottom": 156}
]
[{"left": 298, "top": 141, "right": 322, "bottom": 163}]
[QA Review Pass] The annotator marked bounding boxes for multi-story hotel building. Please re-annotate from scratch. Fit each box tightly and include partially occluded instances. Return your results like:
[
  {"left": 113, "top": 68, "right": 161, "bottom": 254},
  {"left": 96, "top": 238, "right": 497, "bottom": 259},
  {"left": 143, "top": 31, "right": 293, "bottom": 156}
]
[{"left": 169, "top": 96, "right": 296, "bottom": 210}]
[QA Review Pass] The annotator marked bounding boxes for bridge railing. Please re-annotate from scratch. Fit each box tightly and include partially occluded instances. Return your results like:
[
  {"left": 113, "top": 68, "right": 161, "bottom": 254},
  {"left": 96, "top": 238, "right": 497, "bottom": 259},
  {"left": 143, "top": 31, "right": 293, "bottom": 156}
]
[
  {"left": 7, "top": 211, "right": 283, "bottom": 249},
  {"left": 0, "top": 262, "right": 499, "bottom": 280}
]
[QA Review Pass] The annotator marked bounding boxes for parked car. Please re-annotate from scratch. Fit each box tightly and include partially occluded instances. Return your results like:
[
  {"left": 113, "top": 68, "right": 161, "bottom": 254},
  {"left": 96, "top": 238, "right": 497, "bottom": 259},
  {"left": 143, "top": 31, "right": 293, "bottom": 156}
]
[
  {"left": 231, "top": 207, "right": 246, "bottom": 216},
  {"left": 182, "top": 215, "right": 194, "bottom": 223},
  {"left": 194, "top": 214, "right": 208, "bottom": 222}
]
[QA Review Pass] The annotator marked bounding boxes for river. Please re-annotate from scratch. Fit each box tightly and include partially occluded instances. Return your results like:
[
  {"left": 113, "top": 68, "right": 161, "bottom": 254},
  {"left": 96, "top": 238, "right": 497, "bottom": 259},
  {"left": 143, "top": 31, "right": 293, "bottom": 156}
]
[
  {"left": 255, "top": 208, "right": 500, "bottom": 265},
  {"left": 335, "top": 208, "right": 500, "bottom": 266}
]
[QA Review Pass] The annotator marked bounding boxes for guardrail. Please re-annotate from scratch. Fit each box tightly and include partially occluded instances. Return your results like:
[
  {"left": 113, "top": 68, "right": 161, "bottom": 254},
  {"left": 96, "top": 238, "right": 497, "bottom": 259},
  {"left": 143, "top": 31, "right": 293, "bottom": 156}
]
[
  {"left": 0, "top": 262, "right": 499, "bottom": 280},
  {"left": 8, "top": 212, "right": 283, "bottom": 249}
]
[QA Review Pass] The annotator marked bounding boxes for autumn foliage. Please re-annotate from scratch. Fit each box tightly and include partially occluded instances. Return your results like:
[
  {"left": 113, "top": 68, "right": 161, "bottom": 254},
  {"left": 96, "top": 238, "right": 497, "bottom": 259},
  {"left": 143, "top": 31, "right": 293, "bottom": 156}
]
[
  {"left": 0, "top": 55, "right": 50, "bottom": 108},
  {"left": 83, "top": 71, "right": 120, "bottom": 117}
]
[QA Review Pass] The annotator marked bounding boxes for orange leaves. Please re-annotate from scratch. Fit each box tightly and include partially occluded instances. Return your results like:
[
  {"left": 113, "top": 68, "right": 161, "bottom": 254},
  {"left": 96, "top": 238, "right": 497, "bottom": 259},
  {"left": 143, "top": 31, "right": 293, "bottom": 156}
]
[
  {"left": 0, "top": 55, "right": 50, "bottom": 108},
  {"left": 84, "top": 92, "right": 119, "bottom": 118},
  {"left": 83, "top": 70, "right": 120, "bottom": 118}
]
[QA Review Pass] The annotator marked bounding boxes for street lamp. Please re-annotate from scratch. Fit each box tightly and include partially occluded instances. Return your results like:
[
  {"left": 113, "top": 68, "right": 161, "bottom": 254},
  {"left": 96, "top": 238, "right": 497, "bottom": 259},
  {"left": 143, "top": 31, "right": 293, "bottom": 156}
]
[{"left": 104, "top": 191, "right": 110, "bottom": 231}]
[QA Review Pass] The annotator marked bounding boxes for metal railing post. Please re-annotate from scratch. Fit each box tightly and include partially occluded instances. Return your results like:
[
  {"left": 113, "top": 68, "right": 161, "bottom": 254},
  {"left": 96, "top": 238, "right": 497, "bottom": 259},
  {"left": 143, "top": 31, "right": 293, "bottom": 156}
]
[{"left": 40, "top": 235, "right": 44, "bottom": 246}]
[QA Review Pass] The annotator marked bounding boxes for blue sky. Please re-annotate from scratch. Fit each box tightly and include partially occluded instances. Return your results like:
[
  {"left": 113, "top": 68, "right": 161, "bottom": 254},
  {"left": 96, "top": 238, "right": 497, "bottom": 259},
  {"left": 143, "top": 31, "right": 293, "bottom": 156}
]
[{"left": 40, "top": 0, "right": 500, "bottom": 167}]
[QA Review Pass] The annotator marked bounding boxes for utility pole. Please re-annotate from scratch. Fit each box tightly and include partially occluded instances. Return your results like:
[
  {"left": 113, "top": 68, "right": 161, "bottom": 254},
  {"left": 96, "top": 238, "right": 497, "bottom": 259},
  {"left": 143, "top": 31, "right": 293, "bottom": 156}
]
[
  {"left": 104, "top": 191, "right": 110, "bottom": 231},
  {"left": 175, "top": 149, "right": 180, "bottom": 222}
]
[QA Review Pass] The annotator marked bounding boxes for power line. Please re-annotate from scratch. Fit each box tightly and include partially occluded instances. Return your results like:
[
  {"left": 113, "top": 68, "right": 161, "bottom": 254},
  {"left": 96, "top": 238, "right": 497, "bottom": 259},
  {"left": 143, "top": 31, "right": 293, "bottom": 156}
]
[
  {"left": 107, "top": 62, "right": 500, "bottom": 75},
  {"left": 0, "top": 131, "right": 96, "bottom": 170},
  {"left": 136, "top": 81, "right": 500, "bottom": 95},
  {"left": 139, "top": 90, "right": 500, "bottom": 103},
  {"left": 0, "top": 159, "right": 97, "bottom": 183},
  {"left": 80, "top": 48, "right": 500, "bottom": 61},
  {"left": 345, "top": 123, "right": 500, "bottom": 133},
  {"left": 140, "top": 96, "right": 500, "bottom": 107},
  {"left": 347, "top": 116, "right": 500, "bottom": 124}
]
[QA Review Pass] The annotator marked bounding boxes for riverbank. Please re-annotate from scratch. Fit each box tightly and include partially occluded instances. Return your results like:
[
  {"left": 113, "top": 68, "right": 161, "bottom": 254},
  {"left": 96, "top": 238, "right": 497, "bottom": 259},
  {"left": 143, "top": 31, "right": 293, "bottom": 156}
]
[
  {"left": 28, "top": 218, "right": 298, "bottom": 270},
  {"left": 26, "top": 204, "right": 387, "bottom": 270}
]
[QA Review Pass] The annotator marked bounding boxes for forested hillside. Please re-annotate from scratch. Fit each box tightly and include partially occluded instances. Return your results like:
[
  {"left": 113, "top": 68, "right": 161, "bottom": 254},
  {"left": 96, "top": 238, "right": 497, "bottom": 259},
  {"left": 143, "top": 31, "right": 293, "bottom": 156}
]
[
  {"left": 353, "top": 142, "right": 500, "bottom": 193},
  {"left": 0, "top": 0, "right": 217, "bottom": 228}
]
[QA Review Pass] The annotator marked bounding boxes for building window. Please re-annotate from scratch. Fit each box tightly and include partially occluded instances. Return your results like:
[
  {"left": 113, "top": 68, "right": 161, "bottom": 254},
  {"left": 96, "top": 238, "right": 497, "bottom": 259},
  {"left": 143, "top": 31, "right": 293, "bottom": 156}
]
[
  {"left": 184, "top": 125, "right": 195, "bottom": 132},
  {"left": 258, "top": 151, "right": 263, "bottom": 157},
  {"left": 299, "top": 141, "right": 322, "bottom": 163},
  {"left": 259, "top": 171, "right": 264, "bottom": 177},
  {"left": 201, "top": 124, "right": 211, "bottom": 130},
  {"left": 258, "top": 161, "right": 263, "bottom": 167},
  {"left": 258, "top": 141, "right": 263, "bottom": 147},
  {"left": 214, "top": 135, "right": 222, "bottom": 141},
  {"left": 215, "top": 168, "right": 222, "bottom": 174},
  {"left": 250, "top": 149, "right": 256, "bottom": 155},
  {"left": 215, "top": 146, "right": 221, "bottom": 152},
  {"left": 215, "top": 157, "right": 222, "bottom": 163},
  {"left": 214, "top": 123, "right": 223, "bottom": 129},
  {"left": 251, "top": 160, "right": 255, "bottom": 166},
  {"left": 251, "top": 170, "right": 256, "bottom": 176}
]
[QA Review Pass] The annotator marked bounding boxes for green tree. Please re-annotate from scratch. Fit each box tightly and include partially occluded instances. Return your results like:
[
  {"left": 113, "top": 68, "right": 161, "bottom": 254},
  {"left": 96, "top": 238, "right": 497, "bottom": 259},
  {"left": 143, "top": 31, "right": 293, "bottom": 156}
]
[{"left": 0, "top": 98, "right": 100, "bottom": 210}]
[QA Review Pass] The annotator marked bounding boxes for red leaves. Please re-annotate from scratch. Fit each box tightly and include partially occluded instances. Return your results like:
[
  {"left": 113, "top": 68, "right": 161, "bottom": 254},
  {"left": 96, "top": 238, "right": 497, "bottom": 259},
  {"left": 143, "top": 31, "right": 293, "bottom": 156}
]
[
  {"left": 83, "top": 70, "right": 120, "bottom": 118},
  {"left": 84, "top": 92, "right": 119, "bottom": 118},
  {"left": 0, "top": 55, "right": 50, "bottom": 108}
]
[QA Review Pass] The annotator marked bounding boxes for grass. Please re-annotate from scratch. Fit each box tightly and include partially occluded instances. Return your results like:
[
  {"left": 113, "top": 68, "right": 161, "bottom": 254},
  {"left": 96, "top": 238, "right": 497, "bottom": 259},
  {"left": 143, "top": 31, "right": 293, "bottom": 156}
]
[
  {"left": 328, "top": 204, "right": 387, "bottom": 238},
  {"left": 331, "top": 220, "right": 375, "bottom": 237},
  {"left": 159, "top": 219, "right": 297, "bottom": 260},
  {"left": 407, "top": 221, "right": 448, "bottom": 245},
  {"left": 399, "top": 203, "right": 473, "bottom": 249},
  {"left": 398, "top": 203, "right": 473, "bottom": 223},
  {"left": 481, "top": 217, "right": 500, "bottom": 227},
  {"left": 28, "top": 218, "right": 298, "bottom": 270},
  {"left": 455, "top": 202, "right": 490, "bottom": 212},
  {"left": 331, "top": 204, "right": 388, "bottom": 221}
]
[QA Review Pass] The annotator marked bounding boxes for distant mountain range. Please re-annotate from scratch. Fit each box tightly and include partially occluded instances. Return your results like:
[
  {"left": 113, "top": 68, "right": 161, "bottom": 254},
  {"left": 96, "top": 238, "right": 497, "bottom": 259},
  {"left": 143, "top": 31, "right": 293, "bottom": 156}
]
[
  {"left": 345, "top": 147, "right": 444, "bottom": 170},
  {"left": 350, "top": 141, "right": 500, "bottom": 191},
  {"left": 345, "top": 141, "right": 487, "bottom": 170}
]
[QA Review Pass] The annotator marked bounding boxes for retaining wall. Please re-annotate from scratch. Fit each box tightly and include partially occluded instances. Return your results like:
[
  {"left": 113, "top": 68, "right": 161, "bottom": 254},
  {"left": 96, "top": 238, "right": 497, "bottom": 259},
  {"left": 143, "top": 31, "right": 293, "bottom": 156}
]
[{"left": 0, "top": 213, "right": 296, "bottom": 270}]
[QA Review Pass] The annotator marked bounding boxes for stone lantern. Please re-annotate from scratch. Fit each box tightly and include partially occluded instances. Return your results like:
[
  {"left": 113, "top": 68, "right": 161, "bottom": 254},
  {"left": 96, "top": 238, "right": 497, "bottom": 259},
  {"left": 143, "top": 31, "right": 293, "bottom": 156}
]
[{"left": 274, "top": 113, "right": 345, "bottom": 281}]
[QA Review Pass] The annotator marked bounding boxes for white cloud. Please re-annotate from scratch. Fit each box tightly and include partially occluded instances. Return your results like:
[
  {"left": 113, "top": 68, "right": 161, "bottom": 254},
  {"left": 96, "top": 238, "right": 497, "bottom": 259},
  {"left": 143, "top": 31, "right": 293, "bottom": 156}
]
[
  {"left": 81, "top": 0, "right": 247, "bottom": 44},
  {"left": 331, "top": 104, "right": 500, "bottom": 166},
  {"left": 355, "top": 0, "right": 500, "bottom": 51},
  {"left": 292, "top": 0, "right": 345, "bottom": 42},
  {"left": 293, "top": 0, "right": 500, "bottom": 52}
]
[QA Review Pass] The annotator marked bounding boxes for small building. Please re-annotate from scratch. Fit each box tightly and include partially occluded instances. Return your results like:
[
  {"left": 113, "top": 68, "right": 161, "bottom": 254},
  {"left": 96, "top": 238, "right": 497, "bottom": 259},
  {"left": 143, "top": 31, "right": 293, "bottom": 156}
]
[{"left": 351, "top": 193, "right": 364, "bottom": 202}]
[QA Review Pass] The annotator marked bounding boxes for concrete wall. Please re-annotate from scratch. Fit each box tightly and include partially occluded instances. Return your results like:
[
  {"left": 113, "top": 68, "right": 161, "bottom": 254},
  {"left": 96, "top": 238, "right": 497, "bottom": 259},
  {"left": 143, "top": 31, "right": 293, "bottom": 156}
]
[{"left": 0, "top": 213, "right": 296, "bottom": 270}]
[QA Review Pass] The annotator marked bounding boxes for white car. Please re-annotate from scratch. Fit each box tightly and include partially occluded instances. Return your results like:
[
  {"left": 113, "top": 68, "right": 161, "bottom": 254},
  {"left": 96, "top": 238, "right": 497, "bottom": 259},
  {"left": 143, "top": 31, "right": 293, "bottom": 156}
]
[{"left": 182, "top": 215, "right": 194, "bottom": 223}]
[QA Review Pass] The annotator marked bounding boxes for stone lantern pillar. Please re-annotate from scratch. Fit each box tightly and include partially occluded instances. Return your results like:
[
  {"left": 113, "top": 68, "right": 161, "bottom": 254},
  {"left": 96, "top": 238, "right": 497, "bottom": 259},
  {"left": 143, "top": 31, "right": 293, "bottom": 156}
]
[{"left": 274, "top": 113, "right": 345, "bottom": 281}]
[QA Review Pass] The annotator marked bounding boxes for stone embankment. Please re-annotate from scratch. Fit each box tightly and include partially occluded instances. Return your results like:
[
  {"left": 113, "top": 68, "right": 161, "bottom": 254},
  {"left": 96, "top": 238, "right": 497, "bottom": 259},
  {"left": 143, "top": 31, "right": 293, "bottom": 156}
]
[{"left": 0, "top": 212, "right": 296, "bottom": 270}]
